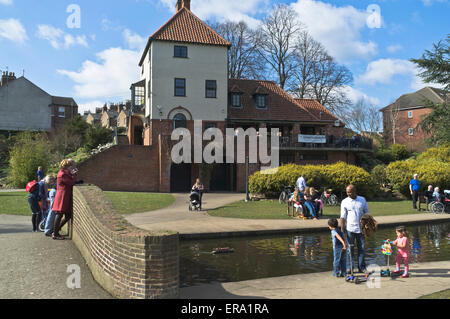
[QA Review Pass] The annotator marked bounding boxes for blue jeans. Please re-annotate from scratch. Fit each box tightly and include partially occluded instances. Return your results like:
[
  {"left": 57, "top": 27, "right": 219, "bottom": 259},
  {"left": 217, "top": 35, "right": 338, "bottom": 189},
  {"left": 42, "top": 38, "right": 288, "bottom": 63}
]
[
  {"left": 333, "top": 247, "right": 346, "bottom": 276},
  {"left": 346, "top": 231, "right": 366, "bottom": 271},
  {"left": 44, "top": 209, "right": 56, "bottom": 236}
]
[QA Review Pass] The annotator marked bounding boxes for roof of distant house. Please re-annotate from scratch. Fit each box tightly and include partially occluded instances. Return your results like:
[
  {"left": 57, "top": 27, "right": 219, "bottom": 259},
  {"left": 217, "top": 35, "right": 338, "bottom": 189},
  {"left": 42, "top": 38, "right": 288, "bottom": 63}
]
[
  {"left": 294, "top": 98, "right": 338, "bottom": 122},
  {"left": 51, "top": 96, "right": 78, "bottom": 107},
  {"left": 380, "top": 86, "right": 449, "bottom": 112},
  {"left": 228, "top": 79, "right": 338, "bottom": 123},
  {"left": 139, "top": 7, "right": 230, "bottom": 66}
]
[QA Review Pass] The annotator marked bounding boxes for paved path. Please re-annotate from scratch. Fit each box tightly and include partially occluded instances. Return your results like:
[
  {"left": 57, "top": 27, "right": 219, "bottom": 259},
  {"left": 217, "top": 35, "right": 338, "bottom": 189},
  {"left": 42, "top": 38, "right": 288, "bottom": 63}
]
[
  {"left": 125, "top": 193, "right": 450, "bottom": 238},
  {"left": 0, "top": 215, "right": 112, "bottom": 299},
  {"left": 180, "top": 260, "right": 450, "bottom": 299}
]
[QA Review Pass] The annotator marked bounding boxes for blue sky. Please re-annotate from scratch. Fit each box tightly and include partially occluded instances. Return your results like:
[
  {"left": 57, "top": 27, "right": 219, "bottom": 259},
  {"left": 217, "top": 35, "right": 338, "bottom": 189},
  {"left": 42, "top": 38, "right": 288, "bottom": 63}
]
[{"left": 0, "top": 0, "right": 449, "bottom": 114}]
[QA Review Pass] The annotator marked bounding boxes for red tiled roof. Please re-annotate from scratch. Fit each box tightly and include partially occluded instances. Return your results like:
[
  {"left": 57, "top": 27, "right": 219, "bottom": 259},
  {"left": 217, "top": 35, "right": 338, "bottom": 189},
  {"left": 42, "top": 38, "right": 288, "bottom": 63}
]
[
  {"left": 228, "top": 79, "right": 323, "bottom": 122},
  {"left": 294, "top": 98, "right": 338, "bottom": 122},
  {"left": 139, "top": 7, "right": 230, "bottom": 66}
]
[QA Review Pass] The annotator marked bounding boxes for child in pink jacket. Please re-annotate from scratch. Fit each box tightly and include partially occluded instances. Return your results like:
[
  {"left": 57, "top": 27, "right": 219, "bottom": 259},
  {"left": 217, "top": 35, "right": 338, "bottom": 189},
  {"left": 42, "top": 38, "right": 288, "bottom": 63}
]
[{"left": 389, "top": 226, "right": 410, "bottom": 278}]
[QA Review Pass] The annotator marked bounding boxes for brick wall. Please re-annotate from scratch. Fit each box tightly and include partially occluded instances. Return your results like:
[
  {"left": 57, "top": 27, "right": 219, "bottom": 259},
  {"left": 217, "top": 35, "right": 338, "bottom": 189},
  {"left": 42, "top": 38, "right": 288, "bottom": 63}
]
[
  {"left": 72, "top": 185, "right": 179, "bottom": 299},
  {"left": 77, "top": 145, "right": 161, "bottom": 192},
  {"left": 382, "top": 107, "right": 431, "bottom": 152}
]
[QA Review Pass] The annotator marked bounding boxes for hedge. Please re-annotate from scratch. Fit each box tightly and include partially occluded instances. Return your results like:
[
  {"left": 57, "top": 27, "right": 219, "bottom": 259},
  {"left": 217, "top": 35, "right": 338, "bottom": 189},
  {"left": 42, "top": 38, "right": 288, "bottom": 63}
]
[
  {"left": 385, "top": 144, "right": 450, "bottom": 197},
  {"left": 249, "top": 162, "right": 376, "bottom": 199}
]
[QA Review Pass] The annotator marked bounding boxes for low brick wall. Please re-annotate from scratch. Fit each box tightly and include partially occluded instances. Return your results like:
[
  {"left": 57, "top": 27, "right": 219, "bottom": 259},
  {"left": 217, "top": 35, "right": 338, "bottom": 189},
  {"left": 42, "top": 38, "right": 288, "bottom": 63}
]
[{"left": 72, "top": 185, "right": 179, "bottom": 299}]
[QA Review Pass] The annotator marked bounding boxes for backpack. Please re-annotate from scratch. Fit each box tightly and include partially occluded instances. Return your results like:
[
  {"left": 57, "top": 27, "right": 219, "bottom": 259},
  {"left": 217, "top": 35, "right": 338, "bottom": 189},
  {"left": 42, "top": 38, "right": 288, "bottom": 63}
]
[{"left": 26, "top": 180, "right": 38, "bottom": 193}]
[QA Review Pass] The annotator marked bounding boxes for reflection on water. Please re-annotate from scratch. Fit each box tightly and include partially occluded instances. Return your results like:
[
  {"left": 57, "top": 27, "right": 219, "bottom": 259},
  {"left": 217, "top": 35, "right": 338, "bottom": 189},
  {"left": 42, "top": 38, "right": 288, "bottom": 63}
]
[{"left": 180, "top": 221, "right": 450, "bottom": 287}]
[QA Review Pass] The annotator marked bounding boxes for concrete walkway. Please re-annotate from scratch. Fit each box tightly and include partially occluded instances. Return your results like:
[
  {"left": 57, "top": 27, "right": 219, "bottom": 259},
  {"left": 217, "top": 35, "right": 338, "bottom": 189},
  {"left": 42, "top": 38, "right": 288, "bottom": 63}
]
[
  {"left": 0, "top": 215, "right": 112, "bottom": 299},
  {"left": 180, "top": 260, "right": 450, "bottom": 299},
  {"left": 125, "top": 193, "right": 450, "bottom": 239}
]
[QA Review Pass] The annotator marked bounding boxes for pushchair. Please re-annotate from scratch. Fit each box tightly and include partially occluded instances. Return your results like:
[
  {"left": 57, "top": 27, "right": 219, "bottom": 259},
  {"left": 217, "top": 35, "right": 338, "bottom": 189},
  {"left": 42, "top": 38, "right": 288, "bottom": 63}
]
[{"left": 189, "top": 190, "right": 202, "bottom": 211}]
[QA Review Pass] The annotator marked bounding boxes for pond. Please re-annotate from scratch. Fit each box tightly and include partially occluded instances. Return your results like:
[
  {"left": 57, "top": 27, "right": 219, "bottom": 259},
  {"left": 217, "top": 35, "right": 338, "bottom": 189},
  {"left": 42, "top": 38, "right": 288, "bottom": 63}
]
[{"left": 179, "top": 221, "right": 450, "bottom": 287}]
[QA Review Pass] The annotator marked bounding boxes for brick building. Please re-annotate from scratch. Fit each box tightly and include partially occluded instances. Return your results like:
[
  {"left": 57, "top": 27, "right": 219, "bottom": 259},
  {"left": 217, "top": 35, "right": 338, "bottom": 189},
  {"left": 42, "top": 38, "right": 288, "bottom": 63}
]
[
  {"left": 79, "top": 0, "right": 373, "bottom": 193},
  {"left": 0, "top": 71, "right": 78, "bottom": 133},
  {"left": 380, "top": 86, "right": 448, "bottom": 152}
]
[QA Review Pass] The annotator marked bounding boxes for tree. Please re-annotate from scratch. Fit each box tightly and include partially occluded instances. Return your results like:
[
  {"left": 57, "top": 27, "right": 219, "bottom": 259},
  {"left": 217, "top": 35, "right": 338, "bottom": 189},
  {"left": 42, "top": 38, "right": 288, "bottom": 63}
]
[
  {"left": 51, "top": 115, "right": 90, "bottom": 156},
  {"left": 342, "top": 98, "right": 381, "bottom": 134},
  {"left": 209, "top": 20, "right": 264, "bottom": 79},
  {"left": 419, "top": 101, "right": 450, "bottom": 146},
  {"left": 254, "top": 4, "right": 302, "bottom": 89},
  {"left": 8, "top": 131, "right": 51, "bottom": 187},
  {"left": 387, "top": 101, "right": 401, "bottom": 145},
  {"left": 411, "top": 34, "right": 450, "bottom": 146},
  {"left": 411, "top": 34, "right": 450, "bottom": 91},
  {"left": 290, "top": 31, "right": 353, "bottom": 116},
  {"left": 85, "top": 124, "right": 114, "bottom": 150}
]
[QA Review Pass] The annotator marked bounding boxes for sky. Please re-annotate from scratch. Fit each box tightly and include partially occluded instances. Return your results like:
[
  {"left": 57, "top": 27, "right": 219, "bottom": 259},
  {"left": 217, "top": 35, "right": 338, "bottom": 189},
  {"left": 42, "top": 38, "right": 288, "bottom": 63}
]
[{"left": 0, "top": 0, "right": 449, "bottom": 114}]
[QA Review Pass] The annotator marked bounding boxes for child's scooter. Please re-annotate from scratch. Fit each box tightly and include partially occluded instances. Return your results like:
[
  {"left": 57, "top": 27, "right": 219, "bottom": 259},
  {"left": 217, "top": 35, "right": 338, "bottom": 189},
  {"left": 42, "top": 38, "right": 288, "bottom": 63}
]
[
  {"left": 346, "top": 244, "right": 371, "bottom": 284},
  {"left": 380, "top": 240, "right": 393, "bottom": 277},
  {"left": 346, "top": 244, "right": 356, "bottom": 283}
]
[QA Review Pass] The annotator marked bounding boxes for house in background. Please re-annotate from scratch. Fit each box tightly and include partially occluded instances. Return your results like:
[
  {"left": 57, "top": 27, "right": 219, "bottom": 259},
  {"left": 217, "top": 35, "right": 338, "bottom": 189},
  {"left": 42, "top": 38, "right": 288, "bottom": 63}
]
[
  {"left": 380, "top": 86, "right": 448, "bottom": 152},
  {"left": 78, "top": 0, "right": 373, "bottom": 193},
  {"left": 0, "top": 71, "right": 77, "bottom": 133}
]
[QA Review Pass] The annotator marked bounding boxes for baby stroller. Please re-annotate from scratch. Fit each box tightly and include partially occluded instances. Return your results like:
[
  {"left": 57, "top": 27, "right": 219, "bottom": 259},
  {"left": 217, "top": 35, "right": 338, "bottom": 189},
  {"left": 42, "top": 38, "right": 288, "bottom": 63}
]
[{"left": 189, "top": 190, "right": 202, "bottom": 211}]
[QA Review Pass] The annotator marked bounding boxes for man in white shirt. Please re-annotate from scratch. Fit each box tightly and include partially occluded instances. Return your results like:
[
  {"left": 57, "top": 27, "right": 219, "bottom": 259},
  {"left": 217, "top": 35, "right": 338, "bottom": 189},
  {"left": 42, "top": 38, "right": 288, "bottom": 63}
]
[
  {"left": 296, "top": 175, "right": 306, "bottom": 192},
  {"left": 340, "top": 185, "right": 370, "bottom": 273}
]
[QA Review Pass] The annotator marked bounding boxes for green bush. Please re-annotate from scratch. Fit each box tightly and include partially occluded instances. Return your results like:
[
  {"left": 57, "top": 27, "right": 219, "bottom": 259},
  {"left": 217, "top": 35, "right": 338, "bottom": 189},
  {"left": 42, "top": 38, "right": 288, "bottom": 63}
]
[
  {"left": 375, "top": 149, "right": 395, "bottom": 164},
  {"left": 385, "top": 158, "right": 450, "bottom": 197},
  {"left": 249, "top": 162, "right": 376, "bottom": 199},
  {"left": 389, "top": 144, "right": 410, "bottom": 161},
  {"left": 371, "top": 164, "right": 387, "bottom": 188},
  {"left": 8, "top": 131, "right": 52, "bottom": 187},
  {"left": 417, "top": 144, "right": 450, "bottom": 163},
  {"left": 85, "top": 124, "right": 114, "bottom": 150}
]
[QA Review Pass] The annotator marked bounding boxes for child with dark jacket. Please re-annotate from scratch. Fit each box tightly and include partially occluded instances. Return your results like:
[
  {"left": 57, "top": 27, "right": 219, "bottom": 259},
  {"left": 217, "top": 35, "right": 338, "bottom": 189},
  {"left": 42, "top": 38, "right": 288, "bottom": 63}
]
[{"left": 328, "top": 218, "right": 347, "bottom": 277}]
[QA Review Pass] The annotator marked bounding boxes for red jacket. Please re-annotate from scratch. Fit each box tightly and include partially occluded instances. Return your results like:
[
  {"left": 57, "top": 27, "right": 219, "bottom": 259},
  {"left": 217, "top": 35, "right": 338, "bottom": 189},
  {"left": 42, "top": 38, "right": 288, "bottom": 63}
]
[{"left": 52, "top": 169, "right": 77, "bottom": 213}]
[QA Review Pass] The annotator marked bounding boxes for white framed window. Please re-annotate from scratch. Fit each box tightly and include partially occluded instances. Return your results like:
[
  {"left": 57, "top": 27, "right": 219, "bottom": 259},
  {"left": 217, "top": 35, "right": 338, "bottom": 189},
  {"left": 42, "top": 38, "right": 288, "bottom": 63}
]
[
  {"left": 58, "top": 107, "right": 65, "bottom": 118},
  {"left": 408, "top": 128, "right": 414, "bottom": 136},
  {"left": 408, "top": 111, "right": 413, "bottom": 118}
]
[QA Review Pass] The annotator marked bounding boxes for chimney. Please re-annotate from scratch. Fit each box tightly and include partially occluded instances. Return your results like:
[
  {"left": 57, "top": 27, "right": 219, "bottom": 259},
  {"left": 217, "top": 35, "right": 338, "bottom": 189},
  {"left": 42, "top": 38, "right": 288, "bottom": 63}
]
[
  {"left": 1, "top": 71, "right": 16, "bottom": 87},
  {"left": 176, "top": 0, "right": 190, "bottom": 11}
]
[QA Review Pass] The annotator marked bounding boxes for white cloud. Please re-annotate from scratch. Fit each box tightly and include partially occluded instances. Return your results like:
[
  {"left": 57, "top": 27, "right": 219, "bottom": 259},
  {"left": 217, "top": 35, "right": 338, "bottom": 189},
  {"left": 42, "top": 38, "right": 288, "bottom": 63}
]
[
  {"left": 421, "top": 0, "right": 448, "bottom": 6},
  {"left": 159, "top": 0, "right": 268, "bottom": 28},
  {"left": 0, "top": 18, "right": 28, "bottom": 43},
  {"left": 77, "top": 101, "right": 105, "bottom": 114},
  {"left": 356, "top": 58, "right": 439, "bottom": 91},
  {"left": 57, "top": 47, "right": 141, "bottom": 100},
  {"left": 291, "top": 0, "right": 379, "bottom": 63},
  {"left": 358, "top": 59, "right": 417, "bottom": 85},
  {"left": 36, "top": 24, "right": 88, "bottom": 49},
  {"left": 387, "top": 44, "right": 403, "bottom": 53},
  {"left": 123, "top": 29, "right": 147, "bottom": 51},
  {"left": 342, "top": 86, "right": 380, "bottom": 106},
  {"left": 0, "top": 0, "right": 13, "bottom": 5}
]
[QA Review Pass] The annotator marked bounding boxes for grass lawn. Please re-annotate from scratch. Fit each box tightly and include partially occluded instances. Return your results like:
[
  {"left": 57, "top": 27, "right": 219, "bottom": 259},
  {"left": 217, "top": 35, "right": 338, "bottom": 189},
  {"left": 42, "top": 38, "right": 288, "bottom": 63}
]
[
  {"left": 419, "top": 289, "right": 450, "bottom": 299},
  {"left": 207, "top": 199, "right": 424, "bottom": 219},
  {"left": 0, "top": 191, "right": 175, "bottom": 216},
  {"left": 104, "top": 191, "right": 175, "bottom": 214}
]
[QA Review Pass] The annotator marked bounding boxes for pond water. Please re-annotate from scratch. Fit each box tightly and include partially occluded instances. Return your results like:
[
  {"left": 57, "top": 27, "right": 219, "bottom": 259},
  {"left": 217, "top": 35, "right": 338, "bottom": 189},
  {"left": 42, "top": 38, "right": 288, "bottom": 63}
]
[{"left": 179, "top": 221, "right": 450, "bottom": 287}]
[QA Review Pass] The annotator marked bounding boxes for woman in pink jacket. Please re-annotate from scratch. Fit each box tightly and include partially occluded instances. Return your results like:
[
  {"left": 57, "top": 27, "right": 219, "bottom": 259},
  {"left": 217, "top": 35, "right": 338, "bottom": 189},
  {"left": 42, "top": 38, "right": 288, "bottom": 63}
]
[{"left": 52, "top": 159, "right": 78, "bottom": 240}]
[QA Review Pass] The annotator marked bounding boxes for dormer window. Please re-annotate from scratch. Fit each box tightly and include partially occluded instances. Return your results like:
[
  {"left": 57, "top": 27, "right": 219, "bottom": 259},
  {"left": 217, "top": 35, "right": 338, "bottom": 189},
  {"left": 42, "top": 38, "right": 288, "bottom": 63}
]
[
  {"left": 231, "top": 93, "right": 242, "bottom": 108},
  {"left": 174, "top": 45, "right": 188, "bottom": 58},
  {"left": 254, "top": 94, "right": 267, "bottom": 109}
]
